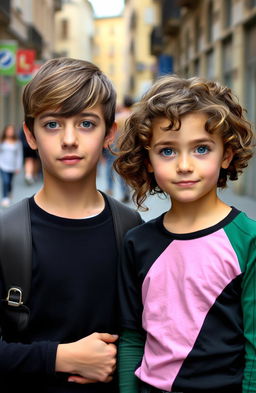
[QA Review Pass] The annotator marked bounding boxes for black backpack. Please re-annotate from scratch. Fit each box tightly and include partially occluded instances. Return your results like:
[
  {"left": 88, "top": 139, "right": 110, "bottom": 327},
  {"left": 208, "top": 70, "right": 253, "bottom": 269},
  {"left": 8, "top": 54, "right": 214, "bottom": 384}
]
[{"left": 0, "top": 194, "right": 142, "bottom": 335}]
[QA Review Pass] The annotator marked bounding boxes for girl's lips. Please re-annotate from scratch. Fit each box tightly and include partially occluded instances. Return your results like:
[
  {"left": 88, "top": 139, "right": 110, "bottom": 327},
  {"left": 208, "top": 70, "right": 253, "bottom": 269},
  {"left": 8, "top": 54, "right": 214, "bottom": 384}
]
[
  {"left": 174, "top": 180, "right": 199, "bottom": 186},
  {"left": 59, "top": 156, "right": 82, "bottom": 164}
]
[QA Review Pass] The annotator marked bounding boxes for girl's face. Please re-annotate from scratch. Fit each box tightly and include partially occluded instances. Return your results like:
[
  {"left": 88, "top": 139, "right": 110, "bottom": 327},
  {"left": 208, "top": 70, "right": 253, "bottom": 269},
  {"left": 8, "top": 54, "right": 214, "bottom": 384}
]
[{"left": 147, "top": 112, "right": 233, "bottom": 207}]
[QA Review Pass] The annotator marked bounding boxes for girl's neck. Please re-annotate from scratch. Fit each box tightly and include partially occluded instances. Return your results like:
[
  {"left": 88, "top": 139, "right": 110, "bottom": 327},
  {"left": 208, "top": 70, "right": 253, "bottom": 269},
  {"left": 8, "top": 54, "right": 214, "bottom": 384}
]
[{"left": 164, "top": 196, "right": 231, "bottom": 234}]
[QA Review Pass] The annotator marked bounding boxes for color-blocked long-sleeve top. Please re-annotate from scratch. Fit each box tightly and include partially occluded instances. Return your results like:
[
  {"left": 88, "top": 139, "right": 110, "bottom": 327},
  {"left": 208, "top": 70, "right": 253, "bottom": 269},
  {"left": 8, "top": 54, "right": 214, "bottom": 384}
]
[{"left": 118, "top": 207, "right": 256, "bottom": 393}]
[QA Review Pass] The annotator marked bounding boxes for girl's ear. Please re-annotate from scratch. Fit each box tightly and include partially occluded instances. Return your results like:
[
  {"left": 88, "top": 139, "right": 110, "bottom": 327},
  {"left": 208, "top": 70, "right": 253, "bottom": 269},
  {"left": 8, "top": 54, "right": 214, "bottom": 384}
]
[
  {"left": 221, "top": 147, "right": 234, "bottom": 169},
  {"left": 147, "top": 161, "right": 154, "bottom": 173},
  {"left": 23, "top": 122, "right": 38, "bottom": 150},
  {"left": 103, "top": 122, "right": 117, "bottom": 149}
]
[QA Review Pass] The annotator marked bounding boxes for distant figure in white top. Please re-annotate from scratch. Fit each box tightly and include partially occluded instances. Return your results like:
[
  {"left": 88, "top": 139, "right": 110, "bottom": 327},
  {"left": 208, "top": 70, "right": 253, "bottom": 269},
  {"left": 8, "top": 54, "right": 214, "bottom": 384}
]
[{"left": 0, "top": 124, "right": 23, "bottom": 207}]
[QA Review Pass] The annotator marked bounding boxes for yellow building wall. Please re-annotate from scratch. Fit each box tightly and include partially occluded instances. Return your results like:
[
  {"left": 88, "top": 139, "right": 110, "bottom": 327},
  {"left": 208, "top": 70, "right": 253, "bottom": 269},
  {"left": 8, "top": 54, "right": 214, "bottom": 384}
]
[{"left": 93, "top": 16, "right": 126, "bottom": 106}]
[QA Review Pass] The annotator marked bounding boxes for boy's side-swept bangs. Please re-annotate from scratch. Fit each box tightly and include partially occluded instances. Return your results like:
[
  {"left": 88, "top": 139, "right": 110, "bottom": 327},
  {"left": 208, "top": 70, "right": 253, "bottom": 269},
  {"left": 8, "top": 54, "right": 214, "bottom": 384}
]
[{"left": 23, "top": 57, "right": 116, "bottom": 134}]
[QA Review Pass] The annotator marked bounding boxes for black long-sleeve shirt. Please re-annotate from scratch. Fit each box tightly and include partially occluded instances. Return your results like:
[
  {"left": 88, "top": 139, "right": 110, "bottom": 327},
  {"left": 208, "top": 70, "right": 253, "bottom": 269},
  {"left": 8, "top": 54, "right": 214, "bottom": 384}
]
[{"left": 0, "top": 195, "right": 119, "bottom": 392}]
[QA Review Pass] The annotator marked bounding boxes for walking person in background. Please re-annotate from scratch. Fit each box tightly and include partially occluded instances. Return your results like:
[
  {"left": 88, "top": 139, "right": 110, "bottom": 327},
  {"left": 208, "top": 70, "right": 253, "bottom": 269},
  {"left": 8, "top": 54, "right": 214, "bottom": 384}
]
[
  {"left": 19, "top": 126, "right": 41, "bottom": 185},
  {"left": 104, "top": 96, "right": 134, "bottom": 203},
  {"left": 0, "top": 124, "right": 23, "bottom": 207},
  {"left": 114, "top": 75, "right": 256, "bottom": 393}
]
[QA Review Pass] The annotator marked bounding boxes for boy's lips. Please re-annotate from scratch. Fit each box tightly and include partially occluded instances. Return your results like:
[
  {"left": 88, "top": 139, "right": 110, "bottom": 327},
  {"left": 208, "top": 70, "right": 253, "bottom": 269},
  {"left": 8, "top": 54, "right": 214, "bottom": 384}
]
[{"left": 58, "top": 155, "right": 83, "bottom": 164}]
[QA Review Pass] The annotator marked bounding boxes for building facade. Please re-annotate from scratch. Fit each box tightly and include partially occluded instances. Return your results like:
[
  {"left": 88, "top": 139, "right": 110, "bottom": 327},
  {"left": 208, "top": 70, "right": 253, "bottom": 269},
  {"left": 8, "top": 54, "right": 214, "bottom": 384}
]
[
  {"left": 93, "top": 15, "right": 126, "bottom": 106},
  {"left": 54, "top": 0, "right": 94, "bottom": 60},
  {"left": 0, "top": 0, "right": 61, "bottom": 131},
  {"left": 124, "top": 0, "right": 159, "bottom": 100}
]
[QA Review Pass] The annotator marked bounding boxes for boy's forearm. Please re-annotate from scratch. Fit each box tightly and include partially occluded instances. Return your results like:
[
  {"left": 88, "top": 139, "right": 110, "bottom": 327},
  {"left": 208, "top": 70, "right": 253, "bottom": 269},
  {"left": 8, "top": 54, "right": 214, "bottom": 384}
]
[{"left": 118, "top": 328, "right": 145, "bottom": 393}]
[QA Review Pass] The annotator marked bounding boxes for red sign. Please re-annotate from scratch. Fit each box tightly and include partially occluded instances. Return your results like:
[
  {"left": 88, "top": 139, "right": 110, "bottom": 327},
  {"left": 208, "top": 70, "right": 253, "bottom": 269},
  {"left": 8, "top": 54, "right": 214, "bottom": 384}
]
[{"left": 16, "top": 49, "right": 35, "bottom": 74}]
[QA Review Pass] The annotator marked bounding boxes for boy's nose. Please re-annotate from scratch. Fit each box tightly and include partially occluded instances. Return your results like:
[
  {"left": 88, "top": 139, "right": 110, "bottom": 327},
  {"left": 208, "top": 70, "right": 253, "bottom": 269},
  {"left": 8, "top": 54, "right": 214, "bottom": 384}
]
[
  {"left": 62, "top": 126, "right": 78, "bottom": 147},
  {"left": 176, "top": 153, "right": 193, "bottom": 173}
]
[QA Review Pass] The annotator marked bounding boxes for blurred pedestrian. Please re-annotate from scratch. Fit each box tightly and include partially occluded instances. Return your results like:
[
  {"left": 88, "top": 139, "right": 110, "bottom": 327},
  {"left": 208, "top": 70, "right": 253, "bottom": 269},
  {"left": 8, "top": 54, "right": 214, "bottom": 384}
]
[
  {"left": 0, "top": 124, "right": 23, "bottom": 207},
  {"left": 19, "top": 126, "right": 41, "bottom": 185},
  {"left": 105, "top": 96, "right": 134, "bottom": 203}
]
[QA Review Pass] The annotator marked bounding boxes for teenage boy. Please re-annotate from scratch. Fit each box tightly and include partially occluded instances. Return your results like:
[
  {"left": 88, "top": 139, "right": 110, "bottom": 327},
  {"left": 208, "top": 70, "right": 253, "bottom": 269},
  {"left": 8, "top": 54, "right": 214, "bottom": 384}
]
[{"left": 0, "top": 57, "right": 142, "bottom": 392}]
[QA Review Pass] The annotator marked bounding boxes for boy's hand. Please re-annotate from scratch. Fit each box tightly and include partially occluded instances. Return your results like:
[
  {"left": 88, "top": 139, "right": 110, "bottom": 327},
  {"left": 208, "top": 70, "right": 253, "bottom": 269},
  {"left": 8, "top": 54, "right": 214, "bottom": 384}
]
[{"left": 56, "top": 332, "right": 118, "bottom": 384}]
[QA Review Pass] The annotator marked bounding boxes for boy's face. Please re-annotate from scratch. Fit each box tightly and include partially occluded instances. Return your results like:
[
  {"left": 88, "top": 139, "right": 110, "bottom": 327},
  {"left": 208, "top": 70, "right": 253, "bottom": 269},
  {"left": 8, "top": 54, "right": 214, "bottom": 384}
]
[
  {"left": 23, "top": 104, "right": 115, "bottom": 185},
  {"left": 147, "top": 112, "right": 233, "bottom": 206}
]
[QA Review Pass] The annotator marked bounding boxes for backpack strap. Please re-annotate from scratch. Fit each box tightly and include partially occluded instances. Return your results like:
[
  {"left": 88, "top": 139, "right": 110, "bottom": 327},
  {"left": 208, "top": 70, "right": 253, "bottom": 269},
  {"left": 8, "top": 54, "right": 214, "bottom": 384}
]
[
  {"left": 0, "top": 198, "right": 32, "bottom": 309},
  {"left": 103, "top": 192, "right": 143, "bottom": 252}
]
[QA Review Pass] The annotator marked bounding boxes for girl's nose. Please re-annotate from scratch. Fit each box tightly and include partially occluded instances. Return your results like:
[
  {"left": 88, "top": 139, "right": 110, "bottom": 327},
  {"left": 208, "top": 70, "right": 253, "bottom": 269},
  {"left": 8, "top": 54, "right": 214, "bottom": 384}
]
[{"left": 176, "top": 153, "right": 193, "bottom": 173}]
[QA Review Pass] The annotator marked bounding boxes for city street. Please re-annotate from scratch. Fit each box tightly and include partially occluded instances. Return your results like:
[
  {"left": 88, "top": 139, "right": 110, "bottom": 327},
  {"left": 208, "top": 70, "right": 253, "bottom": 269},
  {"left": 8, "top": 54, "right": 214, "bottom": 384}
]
[{"left": 3, "top": 161, "right": 256, "bottom": 223}]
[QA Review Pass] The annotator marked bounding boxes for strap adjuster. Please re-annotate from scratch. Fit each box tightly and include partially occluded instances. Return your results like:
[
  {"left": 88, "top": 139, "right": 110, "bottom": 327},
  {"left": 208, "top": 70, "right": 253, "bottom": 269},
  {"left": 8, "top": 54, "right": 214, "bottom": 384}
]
[{"left": 6, "top": 287, "right": 23, "bottom": 307}]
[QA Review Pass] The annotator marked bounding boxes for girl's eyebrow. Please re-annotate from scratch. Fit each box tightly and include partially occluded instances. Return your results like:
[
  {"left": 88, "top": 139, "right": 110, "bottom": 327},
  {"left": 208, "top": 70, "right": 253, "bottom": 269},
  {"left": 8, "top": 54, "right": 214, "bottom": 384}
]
[{"left": 153, "top": 137, "right": 216, "bottom": 149}]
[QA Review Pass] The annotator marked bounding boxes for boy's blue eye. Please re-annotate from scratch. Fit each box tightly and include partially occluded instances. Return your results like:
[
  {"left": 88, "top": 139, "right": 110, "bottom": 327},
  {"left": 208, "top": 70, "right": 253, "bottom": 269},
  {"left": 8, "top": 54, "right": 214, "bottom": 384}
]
[
  {"left": 81, "top": 120, "right": 93, "bottom": 128},
  {"left": 46, "top": 121, "right": 58, "bottom": 129},
  {"left": 160, "top": 148, "right": 174, "bottom": 157},
  {"left": 196, "top": 145, "right": 209, "bottom": 155}
]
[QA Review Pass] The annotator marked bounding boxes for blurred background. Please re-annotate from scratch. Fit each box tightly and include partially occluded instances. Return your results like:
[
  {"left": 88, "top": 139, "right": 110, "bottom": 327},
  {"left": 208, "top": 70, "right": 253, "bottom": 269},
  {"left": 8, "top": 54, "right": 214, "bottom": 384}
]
[{"left": 0, "top": 0, "right": 256, "bottom": 219}]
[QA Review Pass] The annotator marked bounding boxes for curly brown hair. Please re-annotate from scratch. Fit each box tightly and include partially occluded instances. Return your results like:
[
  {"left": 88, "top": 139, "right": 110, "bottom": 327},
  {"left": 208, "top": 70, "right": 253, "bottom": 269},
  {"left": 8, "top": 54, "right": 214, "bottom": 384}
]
[{"left": 114, "top": 75, "right": 254, "bottom": 210}]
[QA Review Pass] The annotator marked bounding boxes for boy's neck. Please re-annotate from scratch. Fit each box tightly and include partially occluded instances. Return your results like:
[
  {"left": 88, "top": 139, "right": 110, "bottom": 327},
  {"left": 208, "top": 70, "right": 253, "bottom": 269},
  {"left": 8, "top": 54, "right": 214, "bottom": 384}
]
[
  {"left": 164, "top": 196, "right": 231, "bottom": 234},
  {"left": 34, "top": 180, "right": 105, "bottom": 219}
]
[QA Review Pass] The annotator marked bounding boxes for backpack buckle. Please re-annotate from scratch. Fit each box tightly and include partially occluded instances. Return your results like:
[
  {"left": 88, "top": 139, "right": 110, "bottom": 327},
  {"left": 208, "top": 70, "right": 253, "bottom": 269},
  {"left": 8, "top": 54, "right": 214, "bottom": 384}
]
[{"left": 6, "top": 287, "right": 23, "bottom": 307}]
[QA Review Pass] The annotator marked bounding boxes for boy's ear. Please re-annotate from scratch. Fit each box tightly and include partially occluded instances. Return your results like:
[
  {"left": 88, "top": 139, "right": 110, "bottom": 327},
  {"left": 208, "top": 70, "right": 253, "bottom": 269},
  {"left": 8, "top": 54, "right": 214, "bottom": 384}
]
[
  {"left": 103, "top": 122, "right": 117, "bottom": 148},
  {"left": 23, "top": 122, "right": 38, "bottom": 150},
  {"left": 221, "top": 147, "right": 234, "bottom": 169}
]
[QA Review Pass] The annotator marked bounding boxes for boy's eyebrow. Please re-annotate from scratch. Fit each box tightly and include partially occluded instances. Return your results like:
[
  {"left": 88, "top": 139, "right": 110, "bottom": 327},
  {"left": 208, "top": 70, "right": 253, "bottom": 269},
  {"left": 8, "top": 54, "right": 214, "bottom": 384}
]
[
  {"left": 153, "top": 138, "right": 216, "bottom": 148},
  {"left": 38, "top": 112, "right": 101, "bottom": 120}
]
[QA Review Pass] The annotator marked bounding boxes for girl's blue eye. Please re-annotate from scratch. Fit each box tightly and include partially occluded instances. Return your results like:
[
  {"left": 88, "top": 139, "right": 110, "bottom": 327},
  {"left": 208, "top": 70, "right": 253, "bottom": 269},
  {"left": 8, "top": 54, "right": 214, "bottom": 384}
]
[
  {"left": 196, "top": 145, "right": 209, "bottom": 155},
  {"left": 46, "top": 121, "right": 58, "bottom": 129},
  {"left": 160, "top": 148, "right": 174, "bottom": 157},
  {"left": 81, "top": 120, "right": 93, "bottom": 128}
]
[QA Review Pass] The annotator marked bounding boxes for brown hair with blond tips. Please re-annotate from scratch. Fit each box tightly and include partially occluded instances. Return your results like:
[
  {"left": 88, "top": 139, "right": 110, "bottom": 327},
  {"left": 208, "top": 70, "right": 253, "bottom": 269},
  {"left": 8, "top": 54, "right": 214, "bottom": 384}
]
[
  {"left": 23, "top": 57, "right": 116, "bottom": 134},
  {"left": 114, "top": 75, "right": 254, "bottom": 210}
]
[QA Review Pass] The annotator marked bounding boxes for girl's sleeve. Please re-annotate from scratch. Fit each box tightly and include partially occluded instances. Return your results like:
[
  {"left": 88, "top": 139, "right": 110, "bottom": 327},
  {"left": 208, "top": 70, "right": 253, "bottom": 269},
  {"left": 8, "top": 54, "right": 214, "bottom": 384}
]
[
  {"left": 118, "top": 232, "right": 145, "bottom": 393},
  {"left": 118, "top": 328, "right": 145, "bottom": 393}
]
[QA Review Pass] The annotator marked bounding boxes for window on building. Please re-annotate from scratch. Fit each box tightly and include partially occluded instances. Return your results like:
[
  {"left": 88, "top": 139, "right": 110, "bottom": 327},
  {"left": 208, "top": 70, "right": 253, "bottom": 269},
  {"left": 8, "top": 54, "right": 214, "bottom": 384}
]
[
  {"left": 194, "top": 58, "right": 200, "bottom": 75},
  {"left": 61, "top": 19, "right": 68, "bottom": 40},
  {"left": 109, "top": 44, "right": 115, "bottom": 57},
  {"left": 222, "top": 37, "right": 233, "bottom": 87},
  {"left": 109, "top": 64, "right": 115, "bottom": 75},
  {"left": 207, "top": 1, "right": 214, "bottom": 43},
  {"left": 109, "top": 26, "right": 115, "bottom": 35},
  {"left": 206, "top": 49, "right": 215, "bottom": 79},
  {"left": 194, "top": 17, "right": 200, "bottom": 53},
  {"left": 185, "top": 30, "right": 190, "bottom": 61},
  {"left": 224, "top": 0, "right": 232, "bottom": 28}
]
